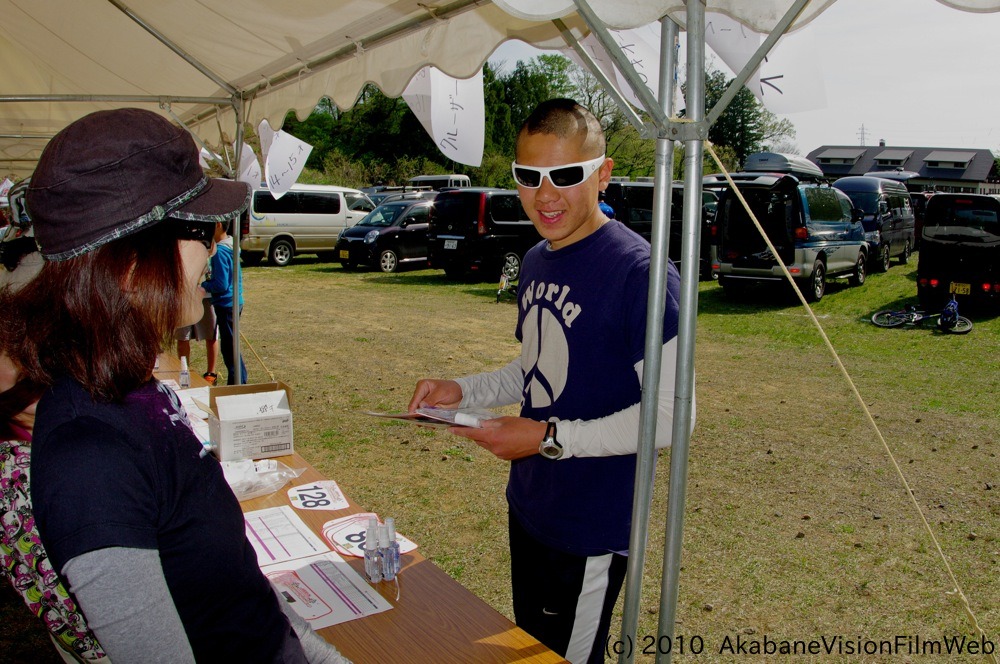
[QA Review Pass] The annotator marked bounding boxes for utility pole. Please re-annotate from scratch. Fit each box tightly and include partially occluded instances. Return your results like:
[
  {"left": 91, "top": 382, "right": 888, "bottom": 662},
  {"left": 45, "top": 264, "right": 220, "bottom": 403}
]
[{"left": 857, "top": 123, "right": 870, "bottom": 146}]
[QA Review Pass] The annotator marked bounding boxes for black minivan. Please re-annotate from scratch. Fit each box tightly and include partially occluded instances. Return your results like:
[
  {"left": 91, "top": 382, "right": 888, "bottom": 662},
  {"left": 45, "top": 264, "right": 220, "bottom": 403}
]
[
  {"left": 603, "top": 181, "right": 718, "bottom": 279},
  {"left": 917, "top": 193, "right": 1000, "bottom": 311},
  {"left": 427, "top": 188, "right": 541, "bottom": 280}
]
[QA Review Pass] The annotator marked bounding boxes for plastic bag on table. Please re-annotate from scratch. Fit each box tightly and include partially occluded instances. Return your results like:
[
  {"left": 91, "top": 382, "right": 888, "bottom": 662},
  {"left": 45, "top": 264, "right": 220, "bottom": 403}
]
[{"left": 221, "top": 458, "right": 305, "bottom": 501}]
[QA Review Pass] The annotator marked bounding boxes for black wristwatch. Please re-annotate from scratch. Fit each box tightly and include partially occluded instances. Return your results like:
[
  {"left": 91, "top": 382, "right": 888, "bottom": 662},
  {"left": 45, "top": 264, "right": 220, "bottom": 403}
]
[{"left": 538, "top": 420, "right": 563, "bottom": 460}]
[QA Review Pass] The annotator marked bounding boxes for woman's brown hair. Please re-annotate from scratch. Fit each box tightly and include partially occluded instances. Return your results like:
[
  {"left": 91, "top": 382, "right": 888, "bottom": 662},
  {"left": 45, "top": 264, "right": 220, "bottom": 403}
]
[{"left": 0, "top": 223, "right": 185, "bottom": 402}]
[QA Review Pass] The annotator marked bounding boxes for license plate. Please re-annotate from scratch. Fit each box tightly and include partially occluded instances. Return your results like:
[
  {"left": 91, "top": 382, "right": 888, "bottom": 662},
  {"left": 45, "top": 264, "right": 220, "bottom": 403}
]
[
  {"left": 339, "top": 249, "right": 349, "bottom": 259},
  {"left": 444, "top": 239, "right": 458, "bottom": 250},
  {"left": 949, "top": 282, "right": 971, "bottom": 295}
]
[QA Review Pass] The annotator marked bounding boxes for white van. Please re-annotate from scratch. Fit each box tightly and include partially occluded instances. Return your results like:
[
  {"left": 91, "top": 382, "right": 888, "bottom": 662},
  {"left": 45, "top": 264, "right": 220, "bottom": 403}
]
[
  {"left": 240, "top": 184, "right": 375, "bottom": 266},
  {"left": 406, "top": 174, "right": 471, "bottom": 191}
]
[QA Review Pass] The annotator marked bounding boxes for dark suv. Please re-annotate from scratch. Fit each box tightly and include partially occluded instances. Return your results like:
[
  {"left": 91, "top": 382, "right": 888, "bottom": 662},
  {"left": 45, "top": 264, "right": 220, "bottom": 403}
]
[
  {"left": 710, "top": 174, "right": 868, "bottom": 301},
  {"left": 428, "top": 188, "right": 541, "bottom": 280},
  {"left": 604, "top": 181, "right": 718, "bottom": 279},
  {"left": 917, "top": 193, "right": 1000, "bottom": 311},
  {"left": 335, "top": 199, "right": 432, "bottom": 273}
]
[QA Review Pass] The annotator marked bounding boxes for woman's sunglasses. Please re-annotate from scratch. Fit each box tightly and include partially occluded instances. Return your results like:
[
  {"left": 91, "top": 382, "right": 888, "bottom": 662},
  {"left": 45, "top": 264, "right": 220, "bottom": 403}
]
[
  {"left": 174, "top": 220, "right": 216, "bottom": 252},
  {"left": 511, "top": 155, "right": 606, "bottom": 189}
]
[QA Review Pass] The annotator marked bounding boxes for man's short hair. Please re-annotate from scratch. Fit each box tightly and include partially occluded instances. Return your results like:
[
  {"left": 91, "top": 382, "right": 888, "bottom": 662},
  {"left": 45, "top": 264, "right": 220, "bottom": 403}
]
[{"left": 517, "top": 98, "right": 606, "bottom": 157}]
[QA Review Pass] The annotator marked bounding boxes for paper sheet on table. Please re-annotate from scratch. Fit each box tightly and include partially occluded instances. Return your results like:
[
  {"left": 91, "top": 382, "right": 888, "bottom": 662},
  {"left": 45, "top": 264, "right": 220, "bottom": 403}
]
[
  {"left": 262, "top": 551, "right": 392, "bottom": 629},
  {"left": 322, "top": 513, "right": 418, "bottom": 558},
  {"left": 244, "top": 506, "right": 330, "bottom": 565},
  {"left": 174, "top": 386, "right": 212, "bottom": 445}
]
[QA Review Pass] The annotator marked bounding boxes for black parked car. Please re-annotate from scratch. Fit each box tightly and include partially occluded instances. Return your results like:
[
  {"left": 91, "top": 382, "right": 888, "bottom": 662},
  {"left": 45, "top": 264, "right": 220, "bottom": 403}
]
[
  {"left": 336, "top": 199, "right": 432, "bottom": 273},
  {"left": 917, "top": 193, "right": 1000, "bottom": 311},
  {"left": 428, "top": 188, "right": 540, "bottom": 280}
]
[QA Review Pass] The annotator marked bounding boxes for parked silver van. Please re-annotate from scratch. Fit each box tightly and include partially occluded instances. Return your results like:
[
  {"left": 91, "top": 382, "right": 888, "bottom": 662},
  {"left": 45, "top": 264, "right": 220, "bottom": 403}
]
[
  {"left": 406, "top": 174, "right": 471, "bottom": 191},
  {"left": 240, "top": 184, "right": 375, "bottom": 266},
  {"left": 833, "top": 176, "right": 915, "bottom": 272}
]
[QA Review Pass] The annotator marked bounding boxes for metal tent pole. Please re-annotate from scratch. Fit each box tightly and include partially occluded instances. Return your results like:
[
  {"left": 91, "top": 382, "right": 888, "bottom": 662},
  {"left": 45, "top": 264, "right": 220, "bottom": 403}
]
[
  {"left": 616, "top": 14, "right": 678, "bottom": 664},
  {"left": 231, "top": 96, "right": 246, "bottom": 385},
  {"left": 655, "top": 1, "right": 704, "bottom": 661}
]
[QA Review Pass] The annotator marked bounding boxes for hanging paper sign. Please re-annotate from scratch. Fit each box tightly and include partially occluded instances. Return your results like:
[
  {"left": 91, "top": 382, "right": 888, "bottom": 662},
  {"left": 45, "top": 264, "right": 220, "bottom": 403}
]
[
  {"left": 257, "top": 119, "right": 277, "bottom": 161},
  {"left": 430, "top": 68, "right": 485, "bottom": 167},
  {"left": 402, "top": 67, "right": 434, "bottom": 140},
  {"left": 198, "top": 147, "right": 224, "bottom": 170},
  {"left": 705, "top": 13, "right": 762, "bottom": 96},
  {"left": 404, "top": 66, "right": 484, "bottom": 167},
  {"left": 264, "top": 130, "right": 313, "bottom": 199},
  {"left": 753, "top": 35, "right": 827, "bottom": 114},
  {"left": 321, "top": 513, "right": 418, "bottom": 558},
  {"left": 235, "top": 142, "right": 261, "bottom": 189},
  {"left": 287, "top": 480, "right": 350, "bottom": 511}
]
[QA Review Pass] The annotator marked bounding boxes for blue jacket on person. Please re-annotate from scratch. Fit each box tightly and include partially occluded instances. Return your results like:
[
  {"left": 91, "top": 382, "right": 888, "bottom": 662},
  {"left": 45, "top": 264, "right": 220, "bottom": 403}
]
[{"left": 202, "top": 238, "right": 244, "bottom": 309}]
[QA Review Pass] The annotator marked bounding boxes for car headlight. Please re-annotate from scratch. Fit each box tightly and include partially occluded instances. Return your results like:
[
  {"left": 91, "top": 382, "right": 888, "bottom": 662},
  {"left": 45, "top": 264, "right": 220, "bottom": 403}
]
[
  {"left": 364, "top": 230, "right": 379, "bottom": 244},
  {"left": 865, "top": 230, "right": 880, "bottom": 244}
]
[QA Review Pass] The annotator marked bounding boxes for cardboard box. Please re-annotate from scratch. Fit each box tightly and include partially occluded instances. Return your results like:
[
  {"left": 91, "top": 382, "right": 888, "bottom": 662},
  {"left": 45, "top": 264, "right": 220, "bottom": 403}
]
[{"left": 205, "top": 381, "right": 294, "bottom": 461}]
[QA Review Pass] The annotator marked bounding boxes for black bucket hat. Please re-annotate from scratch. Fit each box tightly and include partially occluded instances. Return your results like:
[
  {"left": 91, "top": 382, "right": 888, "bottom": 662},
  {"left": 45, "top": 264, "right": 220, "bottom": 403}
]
[{"left": 27, "top": 108, "right": 251, "bottom": 261}]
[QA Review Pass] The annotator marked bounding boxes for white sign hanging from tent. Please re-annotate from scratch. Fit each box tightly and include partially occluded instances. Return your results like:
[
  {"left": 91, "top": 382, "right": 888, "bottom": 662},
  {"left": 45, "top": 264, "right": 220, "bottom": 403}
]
[
  {"left": 235, "top": 142, "right": 262, "bottom": 190},
  {"left": 264, "top": 131, "right": 312, "bottom": 199},
  {"left": 403, "top": 66, "right": 484, "bottom": 167},
  {"left": 257, "top": 119, "right": 277, "bottom": 162}
]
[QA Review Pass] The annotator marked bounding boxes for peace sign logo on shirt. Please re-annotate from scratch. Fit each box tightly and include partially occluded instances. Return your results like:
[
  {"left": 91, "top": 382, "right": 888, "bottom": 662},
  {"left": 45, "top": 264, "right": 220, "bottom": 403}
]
[{"left": 521, "top": 304, "right": 569, "bottom": 409}]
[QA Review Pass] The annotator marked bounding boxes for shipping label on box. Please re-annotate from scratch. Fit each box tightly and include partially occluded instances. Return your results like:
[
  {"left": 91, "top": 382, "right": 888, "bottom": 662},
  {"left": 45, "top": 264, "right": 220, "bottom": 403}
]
[{"left": 206, "top": 381, "right": 294, "bottom": 461}]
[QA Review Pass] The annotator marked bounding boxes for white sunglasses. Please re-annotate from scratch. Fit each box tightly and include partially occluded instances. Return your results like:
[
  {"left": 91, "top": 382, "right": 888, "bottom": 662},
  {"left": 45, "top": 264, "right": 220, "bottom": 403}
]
[{"left": 511, "top": 155, "right": 606, "bottom": 189}]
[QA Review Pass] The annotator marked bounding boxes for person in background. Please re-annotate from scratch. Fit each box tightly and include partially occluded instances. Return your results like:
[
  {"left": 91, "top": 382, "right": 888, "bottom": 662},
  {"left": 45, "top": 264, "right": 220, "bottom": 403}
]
[
  {"left": 408, "top": 99, "right": 688, "bottom": 664},
  {"left": 0, "top": 180, "right": 108, "bottom": 663},
  {"left": 202, "top": 219, "right": 248, "bottom": 385},
  {"left": 174, "top": 300, "right": 220, "bottom": 385},
  {"left": 0, "top": 108, "right": 348, "bottom": 663},
  {"left": 598, "top": 189, "right": 615, "bottom": 219}
]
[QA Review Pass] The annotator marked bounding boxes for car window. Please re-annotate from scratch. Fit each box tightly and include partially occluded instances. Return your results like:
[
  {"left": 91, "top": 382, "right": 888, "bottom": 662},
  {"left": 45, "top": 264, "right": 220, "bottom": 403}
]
[
  {"left": 491, "top": 194, "right": 522, "bottom": 222},
  {"left": 347, "top": 193, "right": 375, "bottom": 212},
  {"left": 297, "top": 192, "right": 341, "bottom": 215},
  {"left": 359, "top": 204, "right": 407, "bottom": 227},
  {"left": 924, "top": 197, "right": 1000, "bottom": 242},
  {"left": 404, "top": 206, "right": 429, "bottom": 224},
  {"left": 254, "top": 190, "right": 300, "bottom": 214},
  {"left": 803, "top": 188, "right": 844, "bottom": 222}
]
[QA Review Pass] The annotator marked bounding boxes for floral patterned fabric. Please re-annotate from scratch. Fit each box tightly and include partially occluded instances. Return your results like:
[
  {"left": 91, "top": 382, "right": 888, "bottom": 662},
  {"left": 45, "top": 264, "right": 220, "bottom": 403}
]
[{"left": 1, "top": 440, "right": 107, "bottom": 661}]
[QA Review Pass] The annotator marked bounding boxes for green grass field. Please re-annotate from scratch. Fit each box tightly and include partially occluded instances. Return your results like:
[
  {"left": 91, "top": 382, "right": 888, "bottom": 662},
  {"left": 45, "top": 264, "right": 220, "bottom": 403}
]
[{"left": 3, "top": 254, "right": 996, "bottom": 662}]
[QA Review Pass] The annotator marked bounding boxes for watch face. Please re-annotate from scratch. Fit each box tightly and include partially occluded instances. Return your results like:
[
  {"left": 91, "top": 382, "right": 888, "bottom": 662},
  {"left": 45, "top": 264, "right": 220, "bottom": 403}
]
[{"left": 539, "top": 438, "right": 562, "bottom": 459}]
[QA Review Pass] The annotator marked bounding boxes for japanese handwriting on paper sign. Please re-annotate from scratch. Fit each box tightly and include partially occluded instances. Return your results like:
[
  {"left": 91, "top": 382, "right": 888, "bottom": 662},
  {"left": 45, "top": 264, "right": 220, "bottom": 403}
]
[
  {"left": 614, "top": 37, "right": 648, "bottom": 87},
  {"left": 438, "top": 84, "right": 464, "bottom": 154},
  {"left": 268, "top": 145, "right": 307, "bottom": 188}
]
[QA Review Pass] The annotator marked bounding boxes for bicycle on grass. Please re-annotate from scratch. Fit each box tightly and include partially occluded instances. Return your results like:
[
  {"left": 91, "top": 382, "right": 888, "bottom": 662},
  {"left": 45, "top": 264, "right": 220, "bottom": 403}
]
[{"left": 870, "top": 297, "right": 973, "bottom": 334}]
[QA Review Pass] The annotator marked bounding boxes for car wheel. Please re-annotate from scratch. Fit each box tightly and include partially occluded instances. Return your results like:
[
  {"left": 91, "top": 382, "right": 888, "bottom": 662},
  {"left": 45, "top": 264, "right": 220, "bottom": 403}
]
[
  {"left": 379, "top": 249, "right": 400, "bottom": 273},
  {"left": 878, "top": 244, "right": 891, "bottom": 272},
  {"left": 801, "top": 259, "right": 826, "bottom": 302},
  {"left": 500, "top": 252, "right": 522, "bottom": 280},
  {"left": 240, "top": 252, "right": 263, "bottom": 267},
  {"left": 899, "top": 238, "right": 912, "bottom": 265},
  {"left": 849, "top": 251, "right": 867, "bottom": 287},
  {"left": 268, "top": 239, "right": 294, "bottom": 267}
]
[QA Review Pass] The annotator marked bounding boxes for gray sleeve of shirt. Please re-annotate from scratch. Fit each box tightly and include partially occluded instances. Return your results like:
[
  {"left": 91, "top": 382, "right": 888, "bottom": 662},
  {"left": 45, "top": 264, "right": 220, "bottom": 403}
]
[
  {"left": 63, "top": 547, "right": 195, "bottom": 664},
  {"left": 273, "top": 587, "right": 353, "bottom": 664},
  {"left": 454, "top": 358, "right": 524, "bottom": 408}
]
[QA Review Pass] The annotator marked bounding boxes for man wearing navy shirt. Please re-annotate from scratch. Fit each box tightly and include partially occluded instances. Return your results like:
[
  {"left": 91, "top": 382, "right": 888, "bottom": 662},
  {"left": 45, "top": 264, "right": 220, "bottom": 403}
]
[{"left": 409, "top": 99, "right": 688, "bottom": 664}]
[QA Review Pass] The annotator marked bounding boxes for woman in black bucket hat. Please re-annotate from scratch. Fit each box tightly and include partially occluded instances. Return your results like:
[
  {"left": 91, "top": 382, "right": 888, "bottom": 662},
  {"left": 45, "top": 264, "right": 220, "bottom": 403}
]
[{"left": 0, "top": 108, "right": 349, "bottom": 663}]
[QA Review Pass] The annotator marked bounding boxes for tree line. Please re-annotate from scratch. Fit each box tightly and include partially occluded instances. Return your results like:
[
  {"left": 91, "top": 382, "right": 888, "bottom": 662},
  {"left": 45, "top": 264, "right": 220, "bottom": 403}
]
[{"left": 271, "top": 55, "right": 797, "bottom": 190}]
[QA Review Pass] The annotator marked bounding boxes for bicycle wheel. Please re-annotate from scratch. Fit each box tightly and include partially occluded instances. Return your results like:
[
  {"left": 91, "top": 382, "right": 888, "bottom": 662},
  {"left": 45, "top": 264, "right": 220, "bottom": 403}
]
[
  {"left": 871, "top": 310, "right": 908, "bottom": 328},
  {"left": 942, "top": 316, "right": 973, "bottom": 334}
]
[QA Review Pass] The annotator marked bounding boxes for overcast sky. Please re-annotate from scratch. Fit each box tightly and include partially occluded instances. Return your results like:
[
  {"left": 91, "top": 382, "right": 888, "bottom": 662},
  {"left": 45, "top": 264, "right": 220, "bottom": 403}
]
[{"left": 489, "top": 0, "right": 1000, "bottom": 156}]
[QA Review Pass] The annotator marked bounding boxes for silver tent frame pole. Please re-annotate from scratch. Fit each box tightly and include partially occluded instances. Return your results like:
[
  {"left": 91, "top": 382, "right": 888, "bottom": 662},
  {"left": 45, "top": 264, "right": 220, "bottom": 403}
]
[
  {"left": 231, "top": 96, "right": 246, "bottom": 385},
  {"left": 655, "top": 2, "right": 704, "bottom": 660},
  {"left": 616, "top": 14, "right": 678, "bottom": 664}
]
